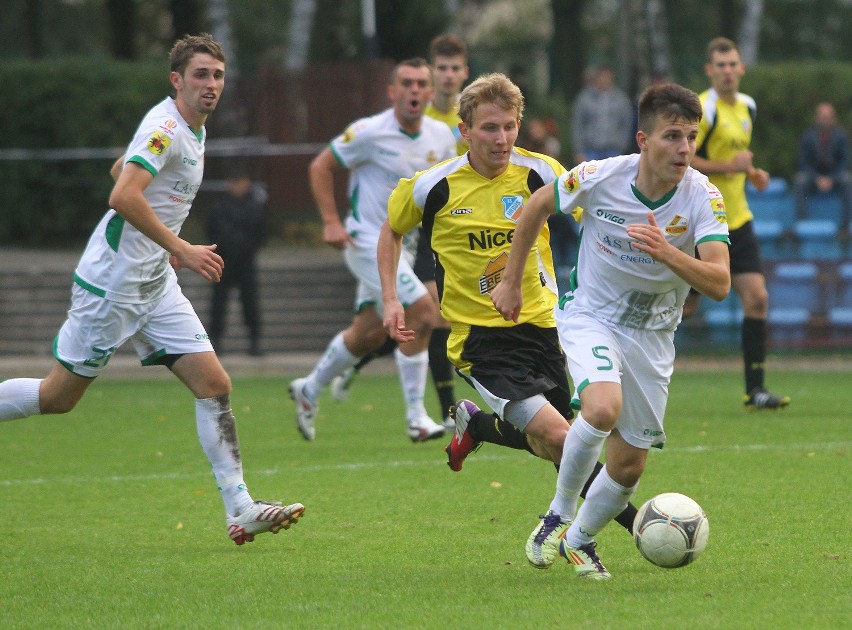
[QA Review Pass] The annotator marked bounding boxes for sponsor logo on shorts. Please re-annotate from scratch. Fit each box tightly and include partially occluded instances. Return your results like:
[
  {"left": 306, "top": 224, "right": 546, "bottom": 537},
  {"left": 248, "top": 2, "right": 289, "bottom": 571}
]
[
  {"left": 195, "top": 333, "right": 210, "bottom": 340},
  {"left": 643, "top": 429, "right": 664, "bottom": 437}
]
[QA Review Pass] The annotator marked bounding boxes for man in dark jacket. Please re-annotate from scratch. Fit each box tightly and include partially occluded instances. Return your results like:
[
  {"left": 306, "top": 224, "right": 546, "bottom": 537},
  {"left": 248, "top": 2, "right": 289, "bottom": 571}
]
[{"left": 207, "top": 172, "right": 266, "bottom": 355}]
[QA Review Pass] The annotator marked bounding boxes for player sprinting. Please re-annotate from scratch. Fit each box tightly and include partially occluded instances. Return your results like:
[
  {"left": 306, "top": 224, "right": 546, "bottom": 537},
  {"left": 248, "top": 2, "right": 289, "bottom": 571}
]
[
  {"left": 0, "top": 34, "right": 303, "bottom": 545},
  {"left": 330, "top": 34, "right": 471, "bottom": 429},
  {"left": 492, "top": 83, "right": 731, "bottom": 579},
  {"left": 377, "top": 73, "right": 642, "bottom": 561},
  {"left": 288, "top": 58, "right": 457, "bottom": 442}
]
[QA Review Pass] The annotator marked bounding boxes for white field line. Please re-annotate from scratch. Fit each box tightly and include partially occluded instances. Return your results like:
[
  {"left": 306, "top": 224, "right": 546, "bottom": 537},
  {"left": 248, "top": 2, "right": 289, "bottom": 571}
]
[{"left": 0, "top": 441, "right": 849, "bottom": 488}]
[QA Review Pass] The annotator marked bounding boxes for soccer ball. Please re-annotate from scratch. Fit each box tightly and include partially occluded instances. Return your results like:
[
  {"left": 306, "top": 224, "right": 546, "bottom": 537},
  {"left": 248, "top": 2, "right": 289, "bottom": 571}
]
[{"left": 633, "top": 492, "right": 709, "bottom": 568}]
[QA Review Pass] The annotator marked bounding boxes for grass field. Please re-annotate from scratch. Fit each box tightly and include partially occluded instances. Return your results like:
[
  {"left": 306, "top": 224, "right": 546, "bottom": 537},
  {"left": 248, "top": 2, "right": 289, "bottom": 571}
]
[{"left": 1, "top": 367, "right": 849, "bottom": 628}]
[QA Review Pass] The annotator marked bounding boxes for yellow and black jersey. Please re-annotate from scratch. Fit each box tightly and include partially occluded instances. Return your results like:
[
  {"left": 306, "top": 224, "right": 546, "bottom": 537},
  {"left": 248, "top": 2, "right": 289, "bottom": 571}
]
[
  {"left": 387, "top": 147, "right": 565, "bottom": 333},
  {"left": 425, "top": 102, "right": 467, "bottom": 155},
  {"left": 696, "top": 88, "right": 756, "bottom": 230}
]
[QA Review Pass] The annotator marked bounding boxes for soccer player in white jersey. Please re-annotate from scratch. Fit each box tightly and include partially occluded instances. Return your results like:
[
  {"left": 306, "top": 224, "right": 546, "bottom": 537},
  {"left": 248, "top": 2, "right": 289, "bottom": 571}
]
[
  {"left": 0, "top": 34, "right": 304, "bottom": 546},
  {"left": 492, "top": 83, "right": 731, "bottom": 579},
  {"left": 289, "top": 58, "right": 457, "bottom": 442}
]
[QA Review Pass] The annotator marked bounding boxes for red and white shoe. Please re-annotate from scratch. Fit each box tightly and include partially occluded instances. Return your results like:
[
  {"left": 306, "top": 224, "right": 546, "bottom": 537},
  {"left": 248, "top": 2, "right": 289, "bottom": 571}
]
[
  {"left": 444, "top": 399, "right": 482, "bottom": 472},
  {"left": 227, "top": 500, "right": 305, "bottom": 545}
]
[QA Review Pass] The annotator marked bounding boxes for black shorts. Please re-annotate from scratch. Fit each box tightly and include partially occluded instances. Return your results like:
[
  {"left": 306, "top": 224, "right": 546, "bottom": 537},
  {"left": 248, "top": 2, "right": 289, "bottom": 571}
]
[
  {"left": 458, "top": 323, "right": 574, "bottom": 420},
  {"left": 729, "top": 221, "right": 764, "bottom": 275},
  {"left": 412, "top": 226, "right": 436, "bottom": 283}
]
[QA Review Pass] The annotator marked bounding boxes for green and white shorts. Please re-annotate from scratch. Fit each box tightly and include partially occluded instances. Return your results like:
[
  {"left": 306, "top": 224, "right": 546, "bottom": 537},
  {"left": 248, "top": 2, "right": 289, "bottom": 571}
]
[{"left": 54, "top": 282, "right": 213, "bottom": 378}]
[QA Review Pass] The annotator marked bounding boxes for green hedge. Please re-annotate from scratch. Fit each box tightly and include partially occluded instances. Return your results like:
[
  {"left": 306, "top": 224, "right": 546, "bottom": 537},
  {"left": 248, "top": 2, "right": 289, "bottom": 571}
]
[
  {"left": 0, "top": 59, "right": 168, "bottom": 246},
  {"left": 1, "top": 59, "right": 849, "bottom": 246},
  {"left": 685, "top": 61, "right": 852, "bottom": 184}
]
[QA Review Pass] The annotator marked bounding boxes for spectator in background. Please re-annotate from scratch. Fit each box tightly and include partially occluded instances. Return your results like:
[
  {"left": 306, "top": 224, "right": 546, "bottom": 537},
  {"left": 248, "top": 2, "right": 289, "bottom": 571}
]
[
  {"left": 571, "top": 65, "right": 634, "bottom": 164},
  {"left": 793, "top": 102, "right": 851, "bottom": 234},
  {"left": 206, "top": 171, "right": 267, "bottom": 356}
]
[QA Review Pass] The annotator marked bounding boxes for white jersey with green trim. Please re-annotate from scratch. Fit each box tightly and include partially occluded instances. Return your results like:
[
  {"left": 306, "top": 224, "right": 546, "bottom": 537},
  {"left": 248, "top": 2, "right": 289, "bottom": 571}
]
[
  {"left": 556, "top": 153, "right": 729, "bottom": 331},
  {"left": 74, "top": 97, "right": 205, "bottom": 303},
  {"left": 330, "top": 108, "right": 456, "bottom": 248}
]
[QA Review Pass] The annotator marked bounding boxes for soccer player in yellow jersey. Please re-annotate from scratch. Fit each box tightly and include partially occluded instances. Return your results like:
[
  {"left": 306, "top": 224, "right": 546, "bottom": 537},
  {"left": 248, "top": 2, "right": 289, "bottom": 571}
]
[
  {"left": 425, "top": 34, "right": 469, "bottom": 156},
  {"left": 377, "top": 72, "right": 638, "bottom": 554},
  {"left": 689, "top": 37, "right": 790, "bottom": 410}
]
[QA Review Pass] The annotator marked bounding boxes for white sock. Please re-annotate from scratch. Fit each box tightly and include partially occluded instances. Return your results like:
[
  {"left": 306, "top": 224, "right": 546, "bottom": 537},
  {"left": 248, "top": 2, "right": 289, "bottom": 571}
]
[
  {"left": 564, "top": 465, "right": 637, "bottom": 547},
  {"left": 394, "top": 347, "right": 429, "bottom": 423},
  {"left": 196, "top": 396, "right": 254, "bottom": 516},
  {"left": 304, "top": 332, "right": 358, "bottom": 400},
  {"left": 549, "top": 413, "right": 610, "bottom": 519},
  {"left": 0, "top": 378, "right": 42, "bottom": 420}
]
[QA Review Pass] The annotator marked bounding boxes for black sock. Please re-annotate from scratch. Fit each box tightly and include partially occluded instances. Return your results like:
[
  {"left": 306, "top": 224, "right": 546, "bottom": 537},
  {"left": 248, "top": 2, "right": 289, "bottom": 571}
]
[
  {"left": 354, "top": 336, "right": 398, "bottom": 371},
  {"left": 742, "top": 317, "right": 766, "bottom": 394},
  {"left": 468, "top": 411, "right": 535, "bottom": 455},
  {"left": 428, "top": 328, "right": 455, "bottom": 417}
]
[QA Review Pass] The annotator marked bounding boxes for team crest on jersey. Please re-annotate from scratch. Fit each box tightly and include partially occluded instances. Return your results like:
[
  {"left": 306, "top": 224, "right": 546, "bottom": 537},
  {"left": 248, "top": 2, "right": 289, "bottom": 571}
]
[
  {"left": 563, "top": 168, "right": 580, "bottom": 193},
  {"left": 147, "top": 131, "right": 171, "bottom": 155},
  {"left": 479, "top": 251, "right": 508, "bottom": 294},
  {"left": 665, "top": 214, "right": 688, "bottom": 235},
  {"left": 427, "top": 150, "right": 438, "bottom": 164},
  {"left": 711, "top": 198, "right": 727, "bottom": 223},
  {"left": 502, "top": 195, "right": 524, "bottom": 222}
]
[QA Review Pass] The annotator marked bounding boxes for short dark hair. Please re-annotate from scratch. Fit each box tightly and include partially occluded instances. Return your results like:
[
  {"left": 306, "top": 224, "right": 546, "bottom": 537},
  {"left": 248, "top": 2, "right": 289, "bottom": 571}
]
[
  {"left": 705, "top": 36, "right": 738, "bottom": 62},
  {"left": 429, "top": 34, "right": 467, "bottom": 61},
  {"left": 637, "top": 83, "right": 702, "bottom": 132},
  {"left": 389, "top": 57, "right": 431, "bottom": 84},
  {"left": 170, "top": 33, "right": 225, "bottom": 74}
]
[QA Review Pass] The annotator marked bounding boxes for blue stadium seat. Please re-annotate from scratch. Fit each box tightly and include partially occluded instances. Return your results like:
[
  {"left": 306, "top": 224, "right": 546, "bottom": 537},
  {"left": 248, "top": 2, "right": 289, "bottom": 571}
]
[
  {"left": 746, "top": 177, "right": 795, "bottom": 224},
  {"left": 748, "top": 195, "right": 796, "bottom": 225},
  {"left": 803, "top": 191, "right": 843, "bottom": 223},
  {"left": 767, "top": 261, "right": 820, "bottom": 317},
  {"left": 746, "top": 177, "right": 788, "bottom": 196},
  {"left": 752, "top": 219, "right": 789, "bottom": 260},
  {"left": 793, "top": 219, "right": 842, "bottom": 260},
  {"left": 832, "top": 262, "right": 852, "bottom": 309}
]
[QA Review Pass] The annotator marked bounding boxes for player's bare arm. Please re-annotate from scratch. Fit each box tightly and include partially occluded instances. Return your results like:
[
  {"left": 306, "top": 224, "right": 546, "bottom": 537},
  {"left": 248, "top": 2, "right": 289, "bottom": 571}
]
[
  {"left": 109, "top": 154, "right": 125, "bottom": 182},
  {"left": 377, "top": 220, "right": 415, "bottom": 343},
  {"left": 490, "top": 184, "right": 554, "bottom": 322},
  {"left": 627, "top": 212, "right": 730, "bottom": 301},
  {"left": 309, "top": 148, "right": 353, "bottom": 249},
  {"left": 108, "top": 162, "right": 223, "bottom": 282}
]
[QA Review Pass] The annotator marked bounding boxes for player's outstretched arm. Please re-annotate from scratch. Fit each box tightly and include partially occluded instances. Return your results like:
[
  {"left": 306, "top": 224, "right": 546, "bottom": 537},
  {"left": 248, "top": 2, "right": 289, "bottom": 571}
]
[
  {"left": 108, "top": 162, "right": 223, "bottom": 282},
  {"left": 491, "top": 184, "right": 554, "bottom": 322}
]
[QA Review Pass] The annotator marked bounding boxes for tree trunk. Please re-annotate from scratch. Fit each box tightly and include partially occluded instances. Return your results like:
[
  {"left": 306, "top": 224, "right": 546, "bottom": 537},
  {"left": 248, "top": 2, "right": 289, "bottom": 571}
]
[
  {"left": 549, "top": 0, "right": 585, "bottom": 101},
  {"left": 738, "top": 0, "right": 764, "bottom": 65}
]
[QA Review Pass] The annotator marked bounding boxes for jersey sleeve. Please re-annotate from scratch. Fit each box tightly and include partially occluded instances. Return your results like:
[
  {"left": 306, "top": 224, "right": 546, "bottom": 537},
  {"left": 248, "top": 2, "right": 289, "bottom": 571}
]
[
  {"left": 387, "top": 175, "right": 423, "bottom": 235},
  {"left": 693, "top": 179, "right": 730, "bottom": 245},
  {"left": 554, "top": 160, "right": 601, "bottom": 218},
  {"left": 328, "top": 118, "right": 372, "bottom": 169},
  {"left": 125, "top": 112, "right": 181, "bottom": 177}
]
